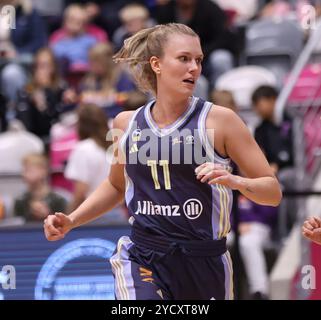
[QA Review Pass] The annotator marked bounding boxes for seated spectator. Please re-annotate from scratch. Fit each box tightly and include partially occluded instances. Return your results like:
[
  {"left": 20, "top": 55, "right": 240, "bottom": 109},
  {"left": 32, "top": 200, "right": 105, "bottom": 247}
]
[
  {"left": 0, "top": 120, "right": 44, "bottom": 173},
  {"left": 64, "top": 104, "right": 128, "bottom": 224},
  {"left": 64, "top": 104, "right": 111, "bottom": 212},
  {"left": 237, "top": 195, "right": 278, "bottom": 300},
  {"left": 252, "top": 85, "right": 296, "bottom": 232},
  {"left": 14, "top": 153, "right": 67, "bottom": 222},
  {"left": 252, "top": 85, "right": 294, "bottom": 173},
  {"left": 16, "top": 47, "right": 75, "bottom": 145},
  {"left": 63, "top": 0, "right": 113, "bottom": 37},
  {"left": 50, "top": 3, "right": 108, "bottom": 45},
  {"left": 0, "top": 0, "right": 47, "bottom": 103},
  {"left": 50, "top": 4, "right": 99, "bottom": 72},
  {"left": 78, "top": 42, "right": 147, "bottom": 118},
  {"left": 112, "top": 3, "right": 155, "bottom": 52}
]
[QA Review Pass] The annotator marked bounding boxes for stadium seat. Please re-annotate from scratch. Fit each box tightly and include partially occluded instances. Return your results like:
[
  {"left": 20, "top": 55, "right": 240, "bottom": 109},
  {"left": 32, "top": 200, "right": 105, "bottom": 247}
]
[
  {"left": 244, "top": 18, "right": 304, "bottom": 85},
  {"left": 216, "top": 65, "right": 277, "bottom": 109}
]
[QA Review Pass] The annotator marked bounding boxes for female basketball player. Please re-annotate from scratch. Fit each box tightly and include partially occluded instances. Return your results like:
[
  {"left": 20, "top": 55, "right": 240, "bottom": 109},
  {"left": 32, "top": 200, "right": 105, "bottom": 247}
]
[{"left": 44, "top": 23, "right": 282, "bottom": 300}]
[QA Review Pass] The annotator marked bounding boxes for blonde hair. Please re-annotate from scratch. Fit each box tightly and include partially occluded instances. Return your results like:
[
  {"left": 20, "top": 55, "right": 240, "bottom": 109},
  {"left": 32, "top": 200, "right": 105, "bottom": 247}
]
[
  {"left": 63, "top": 4, "right": 86, "bottom": 21},
  {"left": 119, "top": 4, "right": 149, "bottom": 23},
  {"left": 113, "top": 23, "right": 199, "bottom": 96},
  {"left": 85, "top": 43, "right": 118, "bottom": 91},
  {"left": 211, "top": 90, "right": 237, "bottom": 112},
  {"left": 22, "top": 153, "right": 48, "bottom": 169}
]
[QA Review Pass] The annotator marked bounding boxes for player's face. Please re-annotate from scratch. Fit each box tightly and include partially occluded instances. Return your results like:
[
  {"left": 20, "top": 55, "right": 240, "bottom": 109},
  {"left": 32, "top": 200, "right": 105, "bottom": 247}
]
[{"left": 156, "top": 34, "right": 203, "bottom": 97}]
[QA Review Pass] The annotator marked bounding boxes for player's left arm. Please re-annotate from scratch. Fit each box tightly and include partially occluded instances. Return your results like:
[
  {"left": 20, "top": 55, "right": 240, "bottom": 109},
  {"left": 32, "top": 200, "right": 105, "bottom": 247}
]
[{"left": 196, "top": 106, "right": 282, "bottom": 206}]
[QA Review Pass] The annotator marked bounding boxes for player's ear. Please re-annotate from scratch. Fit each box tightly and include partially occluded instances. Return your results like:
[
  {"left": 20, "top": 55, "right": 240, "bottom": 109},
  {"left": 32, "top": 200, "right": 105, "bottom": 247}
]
[{"left": 150, "top": 56, "right": 161, "bottom": 75}]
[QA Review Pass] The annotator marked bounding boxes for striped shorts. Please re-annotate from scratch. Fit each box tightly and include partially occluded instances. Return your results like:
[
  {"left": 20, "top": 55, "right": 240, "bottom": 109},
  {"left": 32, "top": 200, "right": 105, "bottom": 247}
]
[{"left": 110, "top": 235, "right": 234, "bottom": 300}]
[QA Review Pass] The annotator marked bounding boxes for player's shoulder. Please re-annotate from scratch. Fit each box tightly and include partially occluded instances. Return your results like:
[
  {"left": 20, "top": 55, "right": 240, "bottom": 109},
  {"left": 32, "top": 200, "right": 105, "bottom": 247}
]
[
  {"left": 112, "top": 110, "right": 136, "bottom": 131},
  {"left": 207, "top": 103, "right": 238, "bottom": 122}
]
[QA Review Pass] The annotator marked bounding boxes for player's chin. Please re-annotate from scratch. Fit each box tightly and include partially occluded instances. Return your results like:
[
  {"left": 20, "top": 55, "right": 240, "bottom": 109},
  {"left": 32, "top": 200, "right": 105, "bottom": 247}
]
[{"left": 181, "top": 83, "right": 195, "bottom": 95}]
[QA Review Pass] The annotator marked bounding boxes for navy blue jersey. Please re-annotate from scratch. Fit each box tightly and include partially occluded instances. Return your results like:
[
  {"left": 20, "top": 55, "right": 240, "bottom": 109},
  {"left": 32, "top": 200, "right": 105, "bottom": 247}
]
[{"left": 120, "top": 96, "right": 233, "bottom": 240}]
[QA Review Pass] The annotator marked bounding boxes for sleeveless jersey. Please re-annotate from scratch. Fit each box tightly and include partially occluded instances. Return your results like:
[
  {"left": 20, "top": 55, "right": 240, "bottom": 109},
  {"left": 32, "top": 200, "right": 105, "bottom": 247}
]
[{"left": 121, "top": 96, "right": 233, "bottom": 240}]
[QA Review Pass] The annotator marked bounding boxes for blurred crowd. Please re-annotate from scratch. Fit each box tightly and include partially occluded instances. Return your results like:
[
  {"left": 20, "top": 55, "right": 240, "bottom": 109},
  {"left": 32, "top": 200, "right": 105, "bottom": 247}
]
[{"left": 1, "top": 0, "right": 320, "bottom": 299}]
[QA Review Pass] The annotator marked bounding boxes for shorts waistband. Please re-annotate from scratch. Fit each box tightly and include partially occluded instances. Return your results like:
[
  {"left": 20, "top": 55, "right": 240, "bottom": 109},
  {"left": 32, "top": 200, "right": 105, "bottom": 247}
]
[{"left": 130, "top": 226, "right": 227, "bottom": 257}]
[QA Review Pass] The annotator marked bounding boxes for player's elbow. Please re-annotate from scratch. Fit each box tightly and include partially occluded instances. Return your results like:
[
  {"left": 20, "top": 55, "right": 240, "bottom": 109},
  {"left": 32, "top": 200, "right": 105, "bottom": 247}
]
[{"left": 270, "top": 181, "right": 283, "bottom": 207}]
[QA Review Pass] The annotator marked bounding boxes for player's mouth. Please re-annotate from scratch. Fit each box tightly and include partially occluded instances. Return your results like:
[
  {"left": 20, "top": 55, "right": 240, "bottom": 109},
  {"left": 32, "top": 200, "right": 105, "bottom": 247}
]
[{"left": 183, "top": 78, "right": 195, "bottom": 85}]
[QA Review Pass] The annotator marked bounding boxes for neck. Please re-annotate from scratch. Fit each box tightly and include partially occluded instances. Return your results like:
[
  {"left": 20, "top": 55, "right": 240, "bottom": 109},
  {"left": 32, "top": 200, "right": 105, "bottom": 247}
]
[
  {"left": 30, "top": 182, "right": 50, "bottom": 200},
  {"left": 152, "top": 91, "right": 191, "bottom": 128}
]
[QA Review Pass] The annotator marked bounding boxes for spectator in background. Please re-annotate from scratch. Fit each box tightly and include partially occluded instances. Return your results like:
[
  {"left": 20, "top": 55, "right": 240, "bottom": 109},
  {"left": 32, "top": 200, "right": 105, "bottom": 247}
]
[
  {"left": 51, "top": 2, "right": 108, "bottom": 45},
  {"left": 252, "top": 85, "right": 296, "bottom": 232},
  {"left": 0, "top": 0, "right": 47, "bottom": 104},
  {"left": 64, "top": 104, "right": 111, "bottom": 213},
  {"left": 64, "top": 104, "right": 128, "bottom": 223},
  {"left": 237, "top": 195, "right": 277, "bottom": 300},
  {"left": 112, "top": 3, "right": 155, "bottom": 52},
  {"left": 63, "top": 0, "right": 118, "bottom": 37},
  {"left": 14, "top": 153, "right": 67, "bottom": 222},
  {"left": 78, "top": 42, "right": 147, "bottom": 118},
  {"left": 16, "top": 48, "right": 75, "bottom": 145},
  {"left": 252, "top": 85, "right": 294, "bottom": 173},
  {"left": 50, "top": 4, "right": 99, "bottom": 72},
  {"left": 154, "top": 0, "right": 237, "bottom": 89},
  {"left": 0, "top": 119, "right": 44, "bottom": 173}
]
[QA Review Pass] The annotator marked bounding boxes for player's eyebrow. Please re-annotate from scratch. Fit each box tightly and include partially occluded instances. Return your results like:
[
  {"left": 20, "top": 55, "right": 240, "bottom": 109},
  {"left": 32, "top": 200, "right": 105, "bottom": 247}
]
[{"left": 177, "top": 51, "right": 204, "bottom": 58}]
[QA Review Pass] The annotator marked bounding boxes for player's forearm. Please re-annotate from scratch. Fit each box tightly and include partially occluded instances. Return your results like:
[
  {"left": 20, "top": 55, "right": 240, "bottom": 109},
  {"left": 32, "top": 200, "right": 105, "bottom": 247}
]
[
  {"left": 237, "top": 176, "right": 282, "bottom": 207},
  {"left": 69, "top": 178, "right": 124, "bottom": 228}
]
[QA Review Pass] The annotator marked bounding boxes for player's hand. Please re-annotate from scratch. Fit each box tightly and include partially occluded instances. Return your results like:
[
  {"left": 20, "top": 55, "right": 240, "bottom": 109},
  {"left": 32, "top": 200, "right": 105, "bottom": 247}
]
[
  {"left": 44, "top": 212, "right": 74, "bottom": 241},
  {"left": 302, "top": 216, "right": 321, "bottom": 245},
  {"left": 195, "top": 162, "right": 240, "bottom": 190}
]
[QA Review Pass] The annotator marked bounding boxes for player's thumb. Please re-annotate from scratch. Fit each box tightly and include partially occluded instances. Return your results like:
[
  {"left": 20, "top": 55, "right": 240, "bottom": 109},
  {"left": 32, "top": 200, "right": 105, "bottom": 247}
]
[{"left": 55, "top": 212, "right": 70, "bottom": 225}]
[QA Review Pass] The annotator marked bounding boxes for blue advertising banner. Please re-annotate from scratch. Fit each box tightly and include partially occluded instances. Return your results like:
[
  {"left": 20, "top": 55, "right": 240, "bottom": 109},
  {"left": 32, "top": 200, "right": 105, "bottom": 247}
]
[{"left": 0, "top": 224, "right": 130, "bottom": 300}]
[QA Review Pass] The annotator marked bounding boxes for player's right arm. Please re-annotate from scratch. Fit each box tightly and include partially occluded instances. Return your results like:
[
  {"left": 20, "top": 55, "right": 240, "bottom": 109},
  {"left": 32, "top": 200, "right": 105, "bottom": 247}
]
[{"left": 44, "top": 111, "right": 134, "bottom": 241}]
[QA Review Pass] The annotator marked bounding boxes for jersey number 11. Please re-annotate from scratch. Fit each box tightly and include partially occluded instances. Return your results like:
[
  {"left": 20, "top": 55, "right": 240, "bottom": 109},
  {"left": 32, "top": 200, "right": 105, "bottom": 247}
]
[{"left": 147, "top": 160, "right": 171, "bottom": 190}]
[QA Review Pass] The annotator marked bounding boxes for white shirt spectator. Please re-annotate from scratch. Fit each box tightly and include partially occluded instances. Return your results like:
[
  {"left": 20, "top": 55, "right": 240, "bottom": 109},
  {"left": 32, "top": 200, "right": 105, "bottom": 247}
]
[
  {"left": 65, "top": 138, "right": 112, "bottom": 196},
  {"left": 0, "top": 121, "right": 44, "bottom": 173}
]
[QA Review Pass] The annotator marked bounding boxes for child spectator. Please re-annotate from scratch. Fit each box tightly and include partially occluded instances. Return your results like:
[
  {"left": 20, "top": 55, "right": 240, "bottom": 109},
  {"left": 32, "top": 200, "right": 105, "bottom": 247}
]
[
  {"left": 14, "top": 153, "right": 67, "bottom": 222},
  {"left": 112, "top": 3, "right": 154, "bottom": 52}
]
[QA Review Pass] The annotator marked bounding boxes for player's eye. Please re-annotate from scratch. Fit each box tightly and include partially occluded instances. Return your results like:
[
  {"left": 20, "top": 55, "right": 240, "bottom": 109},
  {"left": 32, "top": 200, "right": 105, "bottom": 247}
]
[{"left": 178, "top": 56, "right": 188, "bottom": 62}]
